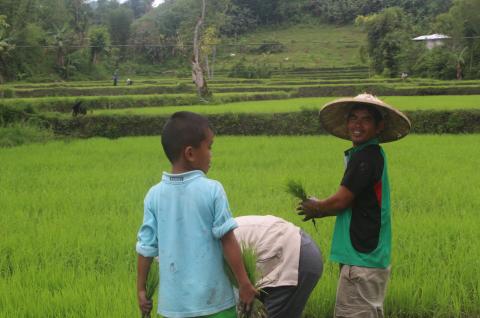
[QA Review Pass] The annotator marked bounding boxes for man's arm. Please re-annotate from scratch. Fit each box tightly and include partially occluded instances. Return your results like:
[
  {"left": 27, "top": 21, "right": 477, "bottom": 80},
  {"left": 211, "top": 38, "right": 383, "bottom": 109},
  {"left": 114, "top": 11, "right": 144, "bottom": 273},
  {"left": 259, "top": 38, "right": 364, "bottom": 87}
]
[
  {"left": 221, "top": 230, "right": 256, "bottom": 310},
  {"left": 298, "top": 185, "right": 354, "bottom": 220},
  {"left": 137, "top": 255, "right": 153, "bottom": 316}
]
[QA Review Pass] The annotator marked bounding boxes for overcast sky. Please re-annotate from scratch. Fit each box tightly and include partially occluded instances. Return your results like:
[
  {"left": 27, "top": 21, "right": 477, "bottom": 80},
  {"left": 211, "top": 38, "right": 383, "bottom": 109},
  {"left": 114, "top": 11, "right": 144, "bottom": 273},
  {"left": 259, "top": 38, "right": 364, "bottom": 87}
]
[{"left": 117, "top": 0, "right": 164, "bottom": 7}]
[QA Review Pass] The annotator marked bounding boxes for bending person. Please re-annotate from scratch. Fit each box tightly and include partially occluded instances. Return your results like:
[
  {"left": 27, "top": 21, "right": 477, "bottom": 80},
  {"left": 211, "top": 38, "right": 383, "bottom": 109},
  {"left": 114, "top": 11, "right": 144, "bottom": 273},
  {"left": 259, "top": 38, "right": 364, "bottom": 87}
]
[{"left": 233, "top": 215, "right": 323, "bottom": 318}]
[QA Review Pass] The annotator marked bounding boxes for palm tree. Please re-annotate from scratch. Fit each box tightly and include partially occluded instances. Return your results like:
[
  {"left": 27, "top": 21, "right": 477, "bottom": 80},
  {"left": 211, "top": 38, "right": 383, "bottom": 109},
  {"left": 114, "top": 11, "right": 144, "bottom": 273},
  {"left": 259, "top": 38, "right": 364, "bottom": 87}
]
[
  {"left": 50, "top": 25, "right": 70, "bottom": 69},
  {"left": 455, "top": 47, "right": 467, "bottom": 80}
]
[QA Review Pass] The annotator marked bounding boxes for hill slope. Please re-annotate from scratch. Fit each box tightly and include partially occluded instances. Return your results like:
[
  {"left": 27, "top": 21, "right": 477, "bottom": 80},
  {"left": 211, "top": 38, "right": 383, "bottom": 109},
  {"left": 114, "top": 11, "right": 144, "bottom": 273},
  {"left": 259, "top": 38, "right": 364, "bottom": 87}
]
[{"left": 215, "top": 24, "right": 367, "bottom": 70}]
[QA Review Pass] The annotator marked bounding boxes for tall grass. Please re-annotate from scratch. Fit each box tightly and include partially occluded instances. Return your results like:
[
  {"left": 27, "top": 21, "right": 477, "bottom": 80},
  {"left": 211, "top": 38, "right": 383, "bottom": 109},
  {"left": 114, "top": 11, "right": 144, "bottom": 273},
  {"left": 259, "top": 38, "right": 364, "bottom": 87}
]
[
  {"left": 0, "top": 123, "right": 54, "bottom": 147},
  {"left": 1, "top": 135, "right": 479, "bottom": 317}
]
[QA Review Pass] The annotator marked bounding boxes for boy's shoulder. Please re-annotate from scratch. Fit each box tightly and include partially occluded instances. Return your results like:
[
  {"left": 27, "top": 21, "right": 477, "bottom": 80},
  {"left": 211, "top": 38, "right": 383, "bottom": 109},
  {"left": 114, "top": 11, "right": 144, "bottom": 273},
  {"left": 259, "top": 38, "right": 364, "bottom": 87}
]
[{"left": 147, "top": 173, "right": 225, "bottom": 195}]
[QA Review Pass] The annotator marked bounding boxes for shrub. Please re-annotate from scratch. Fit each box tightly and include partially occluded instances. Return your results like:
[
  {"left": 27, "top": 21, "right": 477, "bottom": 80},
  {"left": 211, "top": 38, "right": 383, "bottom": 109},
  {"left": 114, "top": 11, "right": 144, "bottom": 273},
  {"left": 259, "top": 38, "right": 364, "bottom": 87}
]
[
  {"left": 0, "top": 104, "right": 39, "bottom": 125},
  {"left": 45, "top": 109, "right": 480, "bottom": 138},
  {"left": 0, "top": 123, "right": 54, "bottom": 147},
  {"left": 0, "top": 88, "right": 15, "bottom": 98},
  {"left": 228, "top": 58, "right": 273, "bottom": 79},
  {"left": 249, "top": 40, "right": 285, "bottom": 54},
  {"left": 413, "top": 48, "right": 457, "bottom": 80}
]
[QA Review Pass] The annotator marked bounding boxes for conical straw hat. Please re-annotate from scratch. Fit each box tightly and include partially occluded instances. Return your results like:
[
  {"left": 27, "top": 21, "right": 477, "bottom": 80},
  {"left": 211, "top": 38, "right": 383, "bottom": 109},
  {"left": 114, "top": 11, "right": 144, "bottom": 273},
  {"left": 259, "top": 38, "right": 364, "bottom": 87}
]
[{"left": 319, "top": 94, "right": 411, "bottom": 143}]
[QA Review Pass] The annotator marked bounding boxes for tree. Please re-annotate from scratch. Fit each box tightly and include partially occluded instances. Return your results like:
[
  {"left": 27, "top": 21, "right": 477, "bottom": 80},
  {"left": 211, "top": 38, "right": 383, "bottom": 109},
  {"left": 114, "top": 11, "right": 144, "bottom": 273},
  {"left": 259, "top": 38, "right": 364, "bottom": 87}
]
[
  {"left": 0, "top": 15, "right": 15, "bottom": 82},
  {"left": 127, "top": 0, "right": 154, "bottom": 19},
  {"left": 429, "top": 0, "right": 480, "bottom": 79},
  {"left": 455, "top": 47, "right": 467, "bottom": 80},
  {"left": 49, "top": 24, "right": 70, "bottom": 70},
  {"left": 201, "top": 26, "right": 219, "bottom": 79},
  {"left": 356, "top": 7, "right": 412, "bottom": 76},
  {"left": 89, "top": 26, "right": 110, "bottom": 64},
  {"left": 192, "top": 0, "right": 211, "bottom": 99},
  {"left": 108, "top": 6, "right": 134, "bottom": 59}
]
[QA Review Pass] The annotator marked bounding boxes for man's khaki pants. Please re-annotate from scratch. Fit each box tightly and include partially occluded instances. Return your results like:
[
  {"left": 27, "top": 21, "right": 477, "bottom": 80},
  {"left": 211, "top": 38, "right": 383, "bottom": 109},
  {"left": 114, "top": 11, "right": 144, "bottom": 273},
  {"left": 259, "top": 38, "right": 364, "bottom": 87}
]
[{"left": 334, "top": 265, "right": 391, "bottom": 318}]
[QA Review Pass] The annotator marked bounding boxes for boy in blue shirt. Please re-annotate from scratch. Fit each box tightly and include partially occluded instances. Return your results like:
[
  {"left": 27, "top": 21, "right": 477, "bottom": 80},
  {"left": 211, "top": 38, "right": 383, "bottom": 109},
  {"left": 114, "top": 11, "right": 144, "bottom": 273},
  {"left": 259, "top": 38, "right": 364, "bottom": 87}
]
[{"left": 136, "top": 111, "right": 256, "bottom": 318}]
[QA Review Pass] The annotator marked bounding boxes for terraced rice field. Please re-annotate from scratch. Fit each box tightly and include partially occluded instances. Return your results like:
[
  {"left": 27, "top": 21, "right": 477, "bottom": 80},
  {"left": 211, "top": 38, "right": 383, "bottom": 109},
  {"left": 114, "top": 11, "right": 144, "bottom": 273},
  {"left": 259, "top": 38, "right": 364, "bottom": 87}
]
[{"left": 2, "top": 70, "right": 480, "bottom": 317}]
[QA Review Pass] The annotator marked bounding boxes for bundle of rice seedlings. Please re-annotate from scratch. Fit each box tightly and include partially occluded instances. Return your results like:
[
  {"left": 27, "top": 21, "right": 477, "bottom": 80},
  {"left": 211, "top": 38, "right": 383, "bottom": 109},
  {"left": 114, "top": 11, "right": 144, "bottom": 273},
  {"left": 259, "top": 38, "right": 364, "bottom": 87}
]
[
  {"left": 143, "top": 262, "right": 159, "bottom": 318},
  {"left": 286, "top": 180, "right": 307, "bottom": 201},
  {"left": 286, "top": 180, "right": 318, "bottom": 231},
  {"left": 224, "top": 246, "right": 267, "bottom": 318}
]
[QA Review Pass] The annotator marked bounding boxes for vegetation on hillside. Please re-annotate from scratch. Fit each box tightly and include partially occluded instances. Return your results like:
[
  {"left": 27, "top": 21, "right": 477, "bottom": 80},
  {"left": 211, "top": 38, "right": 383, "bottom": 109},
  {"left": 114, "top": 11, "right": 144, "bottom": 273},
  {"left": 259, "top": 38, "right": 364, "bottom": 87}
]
[{"left": 0, "top": 0, "right": 478, "bottom": 82}]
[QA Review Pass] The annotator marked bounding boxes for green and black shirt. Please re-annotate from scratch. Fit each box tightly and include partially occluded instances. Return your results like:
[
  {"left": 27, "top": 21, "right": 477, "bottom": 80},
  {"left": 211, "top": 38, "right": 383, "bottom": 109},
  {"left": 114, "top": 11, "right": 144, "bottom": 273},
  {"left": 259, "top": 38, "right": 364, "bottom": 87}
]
[{"left": 330, "top": 138, "right": 391, "bottom": 268}]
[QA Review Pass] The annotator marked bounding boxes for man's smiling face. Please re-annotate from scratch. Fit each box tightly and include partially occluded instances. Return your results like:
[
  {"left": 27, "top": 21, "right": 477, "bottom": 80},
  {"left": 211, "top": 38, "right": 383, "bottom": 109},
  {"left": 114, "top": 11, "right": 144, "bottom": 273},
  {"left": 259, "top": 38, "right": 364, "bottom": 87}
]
[{"left": 347, "top": 108, "right": 384, "bottom": 146}]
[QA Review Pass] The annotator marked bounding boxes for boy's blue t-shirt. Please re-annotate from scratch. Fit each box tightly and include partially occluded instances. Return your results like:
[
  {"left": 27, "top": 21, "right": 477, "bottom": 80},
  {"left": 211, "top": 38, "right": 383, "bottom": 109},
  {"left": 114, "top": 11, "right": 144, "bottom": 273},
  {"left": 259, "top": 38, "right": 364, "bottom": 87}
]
[{"left": 136, "top": 170, "right": 237, "bottom": 318}]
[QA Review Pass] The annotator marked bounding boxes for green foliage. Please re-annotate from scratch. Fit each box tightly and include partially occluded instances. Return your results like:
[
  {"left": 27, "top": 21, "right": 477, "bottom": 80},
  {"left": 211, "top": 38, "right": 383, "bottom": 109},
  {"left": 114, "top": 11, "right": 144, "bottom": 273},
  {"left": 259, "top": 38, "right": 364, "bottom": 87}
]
[
  {"left": 357, "top": 7, "right": 412, "bottom": 77},
  {"left": 413, "top": 48, "right": 457, "bottom": 80},
  {"left": 45, "top": 109, "right": 480, "bottom": 138},
  {"left": 228, "top": 58, "right": 273, "bottom": 78},
  {"left": 224, "top": 245, "right": 267, "bottom": 318},
  {"left": 224, "top": 246, "right": 259, "bottom": 289},
  {"left": 0, "top": 123, "right": 54, "bottom": 148},
  {"left": 88, "top": 26, "right": 111, "bottom": 64},
  {"left": 249, "top": 40, "right": 285, "bottom": 54},
  {"left": 0, "top": 88, "right": 15, "bottom": 98},
  {"left": 286, "top": 180, "right": 307, "bottom": 201},
  {"left": 108, "top": 6, "right": 134, "bottom": 46},
  {"left": 0, "top": 103, "right": 39, "bottom": 125},
  {"left": 431, "top": 0, "right": 480, "bottom": 79}
]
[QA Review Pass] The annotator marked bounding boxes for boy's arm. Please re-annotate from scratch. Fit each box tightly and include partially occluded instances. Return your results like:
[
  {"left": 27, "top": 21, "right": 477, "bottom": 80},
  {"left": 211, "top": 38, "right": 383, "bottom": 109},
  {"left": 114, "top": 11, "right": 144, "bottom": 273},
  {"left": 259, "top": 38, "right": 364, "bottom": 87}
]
[
  {"left": 137, "top": 255, "right": 153, "bottom": 316},
  {"left": 221, "top": 230, "right": 256, "bottom": 310},
  {"left": 298, "top": 185, "right": 354, "bottom": 220}
]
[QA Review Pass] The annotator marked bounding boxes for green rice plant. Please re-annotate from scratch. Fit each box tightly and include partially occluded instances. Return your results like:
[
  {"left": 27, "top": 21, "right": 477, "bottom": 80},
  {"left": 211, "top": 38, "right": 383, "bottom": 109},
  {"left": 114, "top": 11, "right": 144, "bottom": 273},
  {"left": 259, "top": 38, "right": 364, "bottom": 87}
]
[
  {"left": 1, "top": 135, "right": 480, "bottom": 317},
  {"left": 286, "top": 180, "right": 317, "bottom": 231},
  {"left": 0, "top": 123, "right": 54, "bottom": 147},
  {"left": 224, "top": 246, "right": 267, "bottom": 318},
  {"left": 286, "top": 180, "right": 307, "bottom": 201},
  {"left": 143, "top": 261, "right": 159, "bottom": 318}
]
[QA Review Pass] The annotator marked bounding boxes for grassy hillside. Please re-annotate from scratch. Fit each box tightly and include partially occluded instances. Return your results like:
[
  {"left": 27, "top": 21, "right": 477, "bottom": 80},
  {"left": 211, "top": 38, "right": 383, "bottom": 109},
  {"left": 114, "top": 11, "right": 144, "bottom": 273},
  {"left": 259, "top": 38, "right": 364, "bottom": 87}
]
[{"left": 215, "top": 24, "right": 367, "bottom": 70}]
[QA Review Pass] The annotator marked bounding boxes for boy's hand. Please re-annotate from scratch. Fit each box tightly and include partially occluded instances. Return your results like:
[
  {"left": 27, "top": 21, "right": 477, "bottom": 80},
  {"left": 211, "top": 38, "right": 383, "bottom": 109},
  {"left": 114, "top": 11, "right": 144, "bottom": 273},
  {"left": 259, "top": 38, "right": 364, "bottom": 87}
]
[
  {"left": 238, "top": 281, "right": 257, "bottom": 313},
  {"left": 137, "top": 290, "right": 153, "bottom": 317},
  {"left": 297, "top": 197, "right": 321, "bottom": 221}
]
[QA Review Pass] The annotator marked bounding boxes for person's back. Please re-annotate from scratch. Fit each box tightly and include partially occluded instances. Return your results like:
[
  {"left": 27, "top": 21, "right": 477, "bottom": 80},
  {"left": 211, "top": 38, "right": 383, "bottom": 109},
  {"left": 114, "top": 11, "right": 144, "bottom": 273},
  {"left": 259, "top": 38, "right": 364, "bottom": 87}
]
[
  {"left": 141, "top": 171, "right": 236, "bottom": 316},
  {"left": 136, "top": 111, "right": 256, "bottom": 318},
  {"left": 234, "top": 215, "right": 323, "bottom": 318}
]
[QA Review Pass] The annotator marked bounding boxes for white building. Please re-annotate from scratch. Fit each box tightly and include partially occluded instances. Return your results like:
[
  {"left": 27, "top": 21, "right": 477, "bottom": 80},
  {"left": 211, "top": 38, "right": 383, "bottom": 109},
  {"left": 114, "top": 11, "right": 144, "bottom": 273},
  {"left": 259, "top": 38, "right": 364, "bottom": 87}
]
[{"left": 412, "top": 34, "right": 451, "bottom": 50}]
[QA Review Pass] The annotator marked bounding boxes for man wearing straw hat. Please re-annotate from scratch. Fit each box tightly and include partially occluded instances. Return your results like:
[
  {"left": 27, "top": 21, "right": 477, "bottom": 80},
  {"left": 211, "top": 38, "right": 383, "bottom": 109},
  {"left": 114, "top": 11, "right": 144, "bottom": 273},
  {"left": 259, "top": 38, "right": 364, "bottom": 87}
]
[{"left": 297, "top": 94, "right": 410, "bottom": 318}]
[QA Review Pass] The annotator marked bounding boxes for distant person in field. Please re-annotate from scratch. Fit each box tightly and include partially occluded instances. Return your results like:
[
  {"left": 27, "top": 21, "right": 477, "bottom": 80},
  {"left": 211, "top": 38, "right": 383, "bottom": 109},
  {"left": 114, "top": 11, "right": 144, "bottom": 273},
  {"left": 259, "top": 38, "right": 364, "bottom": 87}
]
[
  {"left": 126, "top": 78, "right": 133, "bottom": 85},
  {"left": 233, "top": 215, "right": 323, "bottom": 318},
  {"left": 136, "top": 111, "right": 256, "bottom": 318},
  {"left": 112, "top": 69, "right": 119, "bottom": 86},
  {"left": 296, "top": 94, "right": 411, "bottom": 318},
  {"left": 72, "top": 100, "right": 86, "bottom": 117}
]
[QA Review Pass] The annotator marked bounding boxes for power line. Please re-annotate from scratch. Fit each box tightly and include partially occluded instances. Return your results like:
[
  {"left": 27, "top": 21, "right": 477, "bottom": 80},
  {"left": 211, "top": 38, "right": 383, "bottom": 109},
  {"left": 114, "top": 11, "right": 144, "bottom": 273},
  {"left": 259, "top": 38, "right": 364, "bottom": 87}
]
[{"left": 11, "top": 37, "right": 480, "bottom": 49}]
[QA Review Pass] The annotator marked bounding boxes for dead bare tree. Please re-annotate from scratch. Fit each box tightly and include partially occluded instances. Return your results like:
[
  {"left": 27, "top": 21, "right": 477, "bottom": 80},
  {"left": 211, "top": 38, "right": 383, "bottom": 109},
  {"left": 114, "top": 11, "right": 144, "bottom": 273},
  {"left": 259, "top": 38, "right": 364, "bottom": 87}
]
[{"left": 192, "top": 0, "right": 211, "bottom": 99}]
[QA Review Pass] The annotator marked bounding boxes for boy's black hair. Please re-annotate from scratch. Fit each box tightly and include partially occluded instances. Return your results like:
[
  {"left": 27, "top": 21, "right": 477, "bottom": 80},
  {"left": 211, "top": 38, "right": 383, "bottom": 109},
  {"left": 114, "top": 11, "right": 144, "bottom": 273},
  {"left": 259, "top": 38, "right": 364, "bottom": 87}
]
[
  {"left": 349, "top": 104, "right": 384, "bottom": 125},
  {"left": 161, "top": 111, "right": 212, "bottom": 164}
]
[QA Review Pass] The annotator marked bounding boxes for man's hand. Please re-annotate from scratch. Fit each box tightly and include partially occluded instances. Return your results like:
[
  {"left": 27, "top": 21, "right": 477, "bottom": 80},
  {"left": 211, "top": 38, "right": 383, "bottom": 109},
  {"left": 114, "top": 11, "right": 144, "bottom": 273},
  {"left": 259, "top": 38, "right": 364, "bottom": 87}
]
[
  {"left": 238, "top": 281, "right": 257, "bottom": 314},
  {"left": 138, "top": 290, "right": 153, "bottom": 317},
  {"left": 297, "top": 197, "right": 321, "bottom": 221}
]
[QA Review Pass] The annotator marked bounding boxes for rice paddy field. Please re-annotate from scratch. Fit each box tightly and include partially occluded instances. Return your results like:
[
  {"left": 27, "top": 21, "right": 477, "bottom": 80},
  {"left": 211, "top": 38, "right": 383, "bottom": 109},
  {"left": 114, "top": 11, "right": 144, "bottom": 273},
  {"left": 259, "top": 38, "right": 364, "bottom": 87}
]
[
  {"left": 91, "top": 95, "right": 480, "bottom": 116},
  {"left": 2, "top": 69, "right": 480, "bottom": 317},
  {"left": 1, "top": 135, "right": 479, "bottom": 318}
]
